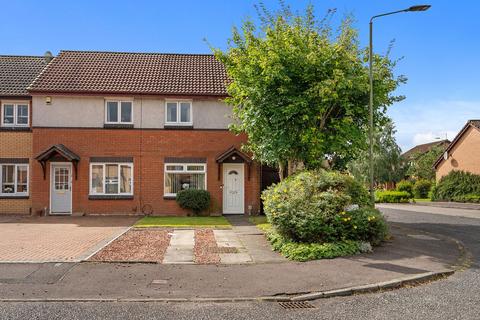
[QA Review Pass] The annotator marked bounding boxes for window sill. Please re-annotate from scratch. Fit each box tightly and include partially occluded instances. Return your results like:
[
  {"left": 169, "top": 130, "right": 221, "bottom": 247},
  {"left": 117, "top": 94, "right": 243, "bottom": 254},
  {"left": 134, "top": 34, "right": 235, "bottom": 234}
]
[
  {"left": 164, "top": 125, "right": 193, "bottom": 130},
  {"left": 163, "top": 195, "right": 177, "bottom": 200},
  {"left": 0, "top": 195, "right": 29, "bottom": 199},
  {"left": 103, "top": 123, "right": 134, "bottom": 129},
  {"left": 88, "top": 195, "right": 134, "bottom": 200},
  {"left": 0, "top": 127, "right": 31, "bottom": 132}
]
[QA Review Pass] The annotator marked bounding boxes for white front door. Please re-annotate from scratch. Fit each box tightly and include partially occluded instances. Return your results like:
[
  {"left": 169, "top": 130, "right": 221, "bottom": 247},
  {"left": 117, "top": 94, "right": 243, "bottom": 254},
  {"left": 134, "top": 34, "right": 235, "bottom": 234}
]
[
  {"left": 50, "top": 163, "right": 72, "bottom": 214},
  {"left": 222, "top": 163, "right": 244, "bottom": 214}
]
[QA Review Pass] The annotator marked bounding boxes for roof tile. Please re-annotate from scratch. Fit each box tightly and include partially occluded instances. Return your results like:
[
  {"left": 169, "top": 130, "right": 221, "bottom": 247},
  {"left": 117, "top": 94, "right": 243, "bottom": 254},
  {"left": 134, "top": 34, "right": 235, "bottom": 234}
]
[
  {"left": 0, "top": 55, "right": 47, "bottom": 96},
  {"left": 29, "top": 51, "right": 228, "bottom": 96}
]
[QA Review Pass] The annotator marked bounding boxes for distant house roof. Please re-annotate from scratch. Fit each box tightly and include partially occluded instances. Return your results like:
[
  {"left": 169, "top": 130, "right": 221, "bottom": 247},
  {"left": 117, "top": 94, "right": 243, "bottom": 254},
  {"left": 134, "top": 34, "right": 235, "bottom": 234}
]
[
  {"left": 433, "top": 120, "right": 480, "bottom": 169},
  {"left": 402, "top": 139, "right": 450, "bottom": 160},
  {"left": 28, "top": 50, "right": 229, "bottom": 96},
  {"left": 0, "top": 55, "right": 48, "bottom": 97}
]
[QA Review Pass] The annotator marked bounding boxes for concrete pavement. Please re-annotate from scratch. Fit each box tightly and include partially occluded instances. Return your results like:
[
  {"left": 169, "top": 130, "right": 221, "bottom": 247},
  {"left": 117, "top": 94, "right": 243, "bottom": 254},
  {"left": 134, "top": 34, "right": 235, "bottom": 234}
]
[
  {"left": 1, "top": 205, "right": 478, "bottom": 320},
  {"left": 0, "top": 224, "right": 460, "bottom": 301}
]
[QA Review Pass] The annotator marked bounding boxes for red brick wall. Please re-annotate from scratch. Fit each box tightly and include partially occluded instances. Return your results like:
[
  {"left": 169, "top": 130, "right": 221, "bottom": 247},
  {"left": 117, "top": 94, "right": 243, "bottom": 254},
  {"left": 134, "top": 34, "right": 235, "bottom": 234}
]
[{"left": 32, "top": 128, "right": 260, "bottom": 216}]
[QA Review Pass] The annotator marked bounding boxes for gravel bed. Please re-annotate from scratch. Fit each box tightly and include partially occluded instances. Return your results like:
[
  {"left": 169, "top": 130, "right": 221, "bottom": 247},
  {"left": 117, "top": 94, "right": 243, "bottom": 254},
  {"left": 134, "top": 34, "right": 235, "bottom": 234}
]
[
  {"left": 194, "top": 229, "right": 220, "bottom": 264},
  {"left": 89, "top": 228, "right": 172, "bottom": 262}
]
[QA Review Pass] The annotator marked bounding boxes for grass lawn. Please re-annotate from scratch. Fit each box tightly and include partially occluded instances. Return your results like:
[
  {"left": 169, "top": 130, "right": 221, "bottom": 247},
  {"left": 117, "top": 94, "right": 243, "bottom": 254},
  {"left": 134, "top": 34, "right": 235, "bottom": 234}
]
[
  {"left": 414, "top": 198, "right": 432, "bottom": 202},
  {"left": 248, "top": 216, "right": 271, "bottom": 232},
  {"left": 135, "top": 216, "right": 231, "bottom": 228}
]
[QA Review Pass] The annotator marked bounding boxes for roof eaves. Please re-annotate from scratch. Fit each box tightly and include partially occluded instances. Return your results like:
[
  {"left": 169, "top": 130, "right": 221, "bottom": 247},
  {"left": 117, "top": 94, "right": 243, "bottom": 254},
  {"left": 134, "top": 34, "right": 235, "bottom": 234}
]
[{"left": 433, "top": 120, "right": 480, "bottom": 169}]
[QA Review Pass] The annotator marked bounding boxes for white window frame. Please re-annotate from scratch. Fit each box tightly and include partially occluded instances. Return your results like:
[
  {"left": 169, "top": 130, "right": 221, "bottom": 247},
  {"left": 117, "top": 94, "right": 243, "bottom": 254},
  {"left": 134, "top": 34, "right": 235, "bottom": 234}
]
[
  {"left": 1, "top": 102, "right": 29, "bottom": 127},
  {"left": 89, "top": 163, "right": 134, "bottom": 195},
  {"left": 0, "top": 164, "right": 29, "bottom": 196},
  {"left": 104, "top": 100, "right": 134, "bottom": 124},
  {"left": 165, "top": 100, "right": 193, "bottom": 126},
  {"left": 164, "top": 163, "right": 206, "bottom": 197}
]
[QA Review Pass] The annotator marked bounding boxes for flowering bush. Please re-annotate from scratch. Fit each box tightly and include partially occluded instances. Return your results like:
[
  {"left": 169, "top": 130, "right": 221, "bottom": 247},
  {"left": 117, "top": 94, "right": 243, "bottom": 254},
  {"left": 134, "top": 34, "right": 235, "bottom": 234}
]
[{"left": 262, "top": 170, "right": 387, "bottom": 245}]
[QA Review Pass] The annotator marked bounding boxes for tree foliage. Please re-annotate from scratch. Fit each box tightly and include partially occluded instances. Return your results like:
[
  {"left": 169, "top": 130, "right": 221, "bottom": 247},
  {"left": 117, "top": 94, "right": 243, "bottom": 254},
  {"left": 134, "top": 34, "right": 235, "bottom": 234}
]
[
  {"left": 407, "top": 146, "right": 444, "bottom": 181},
  {"left": 348, "top": 119, "right": 407, "bottom": 185},
  {"left": 213, "top": 2, "right": 405, "bottom": 176}
]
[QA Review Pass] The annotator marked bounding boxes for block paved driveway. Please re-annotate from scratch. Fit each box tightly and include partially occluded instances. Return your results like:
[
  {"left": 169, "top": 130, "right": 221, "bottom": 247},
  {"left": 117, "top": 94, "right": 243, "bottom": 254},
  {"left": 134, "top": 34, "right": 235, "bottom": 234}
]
[{"left": 0, "top": 216, "right": 137, "bottom": 262}]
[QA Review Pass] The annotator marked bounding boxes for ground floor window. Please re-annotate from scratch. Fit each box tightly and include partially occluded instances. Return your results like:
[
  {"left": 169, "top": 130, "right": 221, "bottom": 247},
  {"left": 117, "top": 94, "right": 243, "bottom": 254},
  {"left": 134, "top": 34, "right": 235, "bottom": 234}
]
[
  {"left": 0, "top": 164, "right": 28, "bottom": 195},
  {"left": 164, "top": 163, "right": 206, "bottom": 196},
  {"left": 90, "top": 163, "right": 133, "bottom": 195}
]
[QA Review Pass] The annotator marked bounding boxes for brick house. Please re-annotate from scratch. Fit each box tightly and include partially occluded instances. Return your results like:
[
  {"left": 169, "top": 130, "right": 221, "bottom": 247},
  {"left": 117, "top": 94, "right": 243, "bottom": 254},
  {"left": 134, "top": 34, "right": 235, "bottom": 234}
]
[
  {"left": 0, "top": 55, "right": 48, "bottom": 214},
  {"left": 434, "top": 120, "right": 480, "bottom": 180},
  {"left": 27, "top": 50, "right": 261, "bottom": 216}
]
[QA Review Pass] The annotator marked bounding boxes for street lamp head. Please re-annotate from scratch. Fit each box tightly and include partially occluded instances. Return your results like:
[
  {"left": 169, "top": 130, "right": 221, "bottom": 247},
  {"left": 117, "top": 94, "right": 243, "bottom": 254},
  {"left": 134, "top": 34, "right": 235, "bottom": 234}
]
[{"left": 407, "top": 5, "right": 431, "bottom": 12}]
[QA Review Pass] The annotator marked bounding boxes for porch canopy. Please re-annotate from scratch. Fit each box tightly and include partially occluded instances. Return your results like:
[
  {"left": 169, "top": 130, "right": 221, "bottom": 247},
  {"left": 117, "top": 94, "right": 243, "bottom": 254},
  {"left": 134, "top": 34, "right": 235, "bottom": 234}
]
[
  {"left": 35, "top": 144, "right": 80, "bottom": 179},
  {"left": 215, "top": 146, "right": 252, "bottom": 180}
]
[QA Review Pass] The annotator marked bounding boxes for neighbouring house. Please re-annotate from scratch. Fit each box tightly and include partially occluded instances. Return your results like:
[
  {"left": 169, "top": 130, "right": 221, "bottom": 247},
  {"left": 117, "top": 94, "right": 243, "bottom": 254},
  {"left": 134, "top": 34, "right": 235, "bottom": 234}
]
[
  {"left": 402, "top": 139, "right": 450, "bottom": 180},
  {"left": 0, "top": 55, "right": 49, "bottom": 214},
  {"left": 434, "top": 120, "right": 480, "bottom": 180},
  {"left": 402, "top": 139, "right": 450, "bottom": 161},
  {"left": 27, "top": 50, "right": 261, "bottom": 216}
]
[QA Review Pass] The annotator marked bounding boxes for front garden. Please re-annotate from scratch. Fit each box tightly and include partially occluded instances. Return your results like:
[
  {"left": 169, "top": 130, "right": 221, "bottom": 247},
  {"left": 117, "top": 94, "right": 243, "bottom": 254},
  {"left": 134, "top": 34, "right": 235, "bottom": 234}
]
[{"left": 259, "top": 170, "right": 388, "bottom": 261}]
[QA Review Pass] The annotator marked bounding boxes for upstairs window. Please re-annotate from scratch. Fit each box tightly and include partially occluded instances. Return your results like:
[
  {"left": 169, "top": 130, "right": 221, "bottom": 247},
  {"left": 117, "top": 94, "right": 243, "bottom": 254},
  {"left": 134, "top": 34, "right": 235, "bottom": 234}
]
[
  {"left": 0, "top": 164, "right": 28, "bottom": 196},
  {"left": 165, "top": 101, "right": 192, "bottom": 125},
  {"left": 105, "top": 101, "right": 133, "bottom": 124},
  {"left": 1, "top": 103, "right": 29, "bottom": 127}
]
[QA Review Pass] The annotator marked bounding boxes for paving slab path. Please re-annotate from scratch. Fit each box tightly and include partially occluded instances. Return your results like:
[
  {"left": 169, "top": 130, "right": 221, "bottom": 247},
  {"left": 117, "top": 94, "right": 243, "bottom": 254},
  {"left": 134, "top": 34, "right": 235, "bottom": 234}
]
[{"left": 163, "top": 230, "right": 195, "bottom": 264}]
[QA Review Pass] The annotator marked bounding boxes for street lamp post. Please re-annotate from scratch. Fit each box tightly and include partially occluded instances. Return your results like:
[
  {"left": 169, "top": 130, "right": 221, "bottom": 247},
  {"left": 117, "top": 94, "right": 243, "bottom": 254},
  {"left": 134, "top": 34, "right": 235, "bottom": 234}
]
[{"left": 368, "top": 5, "right": 431, "bottom": 204}]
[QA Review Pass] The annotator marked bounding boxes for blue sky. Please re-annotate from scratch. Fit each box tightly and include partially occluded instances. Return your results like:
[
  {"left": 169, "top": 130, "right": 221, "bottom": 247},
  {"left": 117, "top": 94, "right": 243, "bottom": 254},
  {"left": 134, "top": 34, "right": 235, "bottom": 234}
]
[{"left": 1, "top": 0, "right": 478, "bottom": 152}]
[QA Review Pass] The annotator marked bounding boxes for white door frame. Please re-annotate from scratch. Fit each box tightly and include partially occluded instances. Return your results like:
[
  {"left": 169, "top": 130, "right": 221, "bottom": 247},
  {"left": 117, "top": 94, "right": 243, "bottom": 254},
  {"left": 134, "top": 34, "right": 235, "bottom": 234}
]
[
  {"left": 49, "top": 162, "right": 73, "bottom": 215},
  {"left": 222, "top": 163, "right": 245, "bottom": 214}
]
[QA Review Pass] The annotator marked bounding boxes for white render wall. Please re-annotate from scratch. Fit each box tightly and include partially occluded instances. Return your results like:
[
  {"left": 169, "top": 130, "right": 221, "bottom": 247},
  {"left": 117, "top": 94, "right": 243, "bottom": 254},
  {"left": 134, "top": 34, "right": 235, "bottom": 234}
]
[{"left": 32, "top": 95, "right": 233, "bottom": 129}]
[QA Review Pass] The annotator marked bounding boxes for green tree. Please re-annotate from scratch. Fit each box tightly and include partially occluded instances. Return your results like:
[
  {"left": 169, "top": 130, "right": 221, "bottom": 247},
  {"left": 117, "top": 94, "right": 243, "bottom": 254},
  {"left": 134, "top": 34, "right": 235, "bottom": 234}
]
[
  {"left": 213, "top": 2, "right": 405, "bottom": 179},
  {"left": 407, "top": 146, "right": 443, "bottom": 180},
  {"left": 348, "top": 119, "right": 407, "bottom": 186}
]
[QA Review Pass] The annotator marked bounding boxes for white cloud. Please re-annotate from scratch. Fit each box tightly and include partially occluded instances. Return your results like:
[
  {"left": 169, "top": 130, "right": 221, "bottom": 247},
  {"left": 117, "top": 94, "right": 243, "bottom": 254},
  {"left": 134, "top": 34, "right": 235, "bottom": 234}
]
[
  {"left": 387, "top": 99, "right": 480, "bottom": 152},
  {"left": 412, "top": 131, "right": 457, "bottom": 146}
]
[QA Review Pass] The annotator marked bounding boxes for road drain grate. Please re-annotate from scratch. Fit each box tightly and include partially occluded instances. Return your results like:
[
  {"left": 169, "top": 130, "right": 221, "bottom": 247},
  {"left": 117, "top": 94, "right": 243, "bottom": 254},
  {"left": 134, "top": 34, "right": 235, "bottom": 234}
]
[{"left": 279, "top": 301, "right": 316, "bottom": 309}]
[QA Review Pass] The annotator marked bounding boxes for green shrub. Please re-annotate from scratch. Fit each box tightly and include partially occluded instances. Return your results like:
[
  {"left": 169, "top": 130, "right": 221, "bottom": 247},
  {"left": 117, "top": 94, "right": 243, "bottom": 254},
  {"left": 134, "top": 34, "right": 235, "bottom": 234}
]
[
  {"left": 176, "top": 189, "right": 211, "bottom": 215},
  {"left": 396, "top": 180, "right": 414, "bottom": 198},
  {"left": 432, "top": 171, "right": 480, "bottom": 201},
  {"left": 413, "top": 179, "right": 432, "bottom": 199},
  {"left": 262, "top": 170, "right": 385, "bottom": 245},
  {"left": 265, "top": 230, "right": 365, "bottom": 261},
  {"left": 343, "top": 207, "right": 388, "bottom": 246},
  {"left": 451, "top": 194, "right": 480, "bottom": 203},
  {"left": 375, "top": 190, "right": 410, "bottom": 203}
]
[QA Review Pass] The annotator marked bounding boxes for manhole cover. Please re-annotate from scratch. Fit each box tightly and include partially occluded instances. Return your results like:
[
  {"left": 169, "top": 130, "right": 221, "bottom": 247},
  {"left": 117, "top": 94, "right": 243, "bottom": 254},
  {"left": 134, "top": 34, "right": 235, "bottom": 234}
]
[
  {"left": 208, "top": 247, "right": 239, "bottom": 254},
  {"left": 279, "top": 301, "right": 316, "bottom": 309}
]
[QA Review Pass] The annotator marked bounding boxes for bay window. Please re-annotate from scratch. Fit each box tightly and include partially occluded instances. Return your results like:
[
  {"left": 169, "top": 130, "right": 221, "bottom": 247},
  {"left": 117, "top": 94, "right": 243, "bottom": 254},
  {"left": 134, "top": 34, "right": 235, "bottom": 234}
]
[
  {"left": 0, "top": 164, "right": 28, "bottom": 196},
  {"left": 164, "top": 163, "right": 206, "bottom": 196},
  {"left": 90, "top": 163, "right": 133, "bottom": 195}
]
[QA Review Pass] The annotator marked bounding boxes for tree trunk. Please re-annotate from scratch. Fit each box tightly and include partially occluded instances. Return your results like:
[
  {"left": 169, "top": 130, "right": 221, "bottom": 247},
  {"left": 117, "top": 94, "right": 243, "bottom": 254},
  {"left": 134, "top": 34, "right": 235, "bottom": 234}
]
[
  {"left": 287, "top": 159, "right": 305, "bottom": 176},
  {"left": 278, "top": 162, "right": 286, "bottom": 181}
]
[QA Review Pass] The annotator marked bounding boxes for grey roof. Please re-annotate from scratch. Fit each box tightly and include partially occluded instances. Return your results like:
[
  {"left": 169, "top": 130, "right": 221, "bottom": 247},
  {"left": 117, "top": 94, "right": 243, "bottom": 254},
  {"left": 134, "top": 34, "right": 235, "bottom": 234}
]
[{"left": 0, "top": 55, "right": 48, "bottom": 96}]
